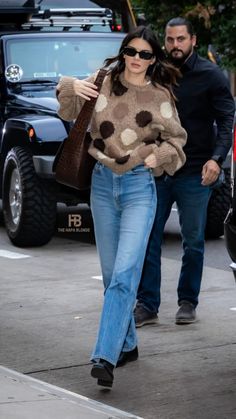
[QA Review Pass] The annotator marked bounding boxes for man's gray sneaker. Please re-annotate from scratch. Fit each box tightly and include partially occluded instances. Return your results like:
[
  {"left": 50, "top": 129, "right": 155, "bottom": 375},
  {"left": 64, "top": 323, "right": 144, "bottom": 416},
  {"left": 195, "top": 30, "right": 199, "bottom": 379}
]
[
  {"left": 134, "top": 304, "right": 158, "bottom": 328},
  {"left": 175, "top": 301, "right": 196, "bottom": 325}
]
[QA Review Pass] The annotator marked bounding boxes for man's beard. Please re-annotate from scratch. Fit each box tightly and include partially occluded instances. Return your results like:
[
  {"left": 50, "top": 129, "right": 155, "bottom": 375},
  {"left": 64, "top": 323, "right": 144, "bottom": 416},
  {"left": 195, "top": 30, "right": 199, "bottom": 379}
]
[{"left": 167, "top": 46, "right": 193, "bottom": 67}]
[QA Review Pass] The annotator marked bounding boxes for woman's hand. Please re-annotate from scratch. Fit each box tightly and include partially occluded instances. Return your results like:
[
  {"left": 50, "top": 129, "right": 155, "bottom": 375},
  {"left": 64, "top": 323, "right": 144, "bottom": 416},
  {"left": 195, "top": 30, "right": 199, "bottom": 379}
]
[
  {"left": 73, "top": 79, "right": 99, "bottom": 101},
  {"left": 144, "top": 153, "right": 157, "bottom": 168}
]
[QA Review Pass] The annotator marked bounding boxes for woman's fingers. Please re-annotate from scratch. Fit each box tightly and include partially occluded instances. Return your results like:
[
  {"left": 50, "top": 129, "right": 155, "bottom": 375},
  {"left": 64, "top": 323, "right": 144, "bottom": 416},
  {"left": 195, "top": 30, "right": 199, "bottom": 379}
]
[
  {"left": 77, "top": 92, "right": 97, "bottom": 100},
  {"left": 73, "top": 79, "right": 99, "bottom": 100}
]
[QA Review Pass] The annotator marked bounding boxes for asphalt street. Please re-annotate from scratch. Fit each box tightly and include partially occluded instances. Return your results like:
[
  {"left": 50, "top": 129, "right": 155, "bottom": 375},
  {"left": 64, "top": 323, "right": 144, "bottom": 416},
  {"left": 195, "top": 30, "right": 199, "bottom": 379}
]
[{"left": 0, "top": 204, "right": 236, "bottom": 419}]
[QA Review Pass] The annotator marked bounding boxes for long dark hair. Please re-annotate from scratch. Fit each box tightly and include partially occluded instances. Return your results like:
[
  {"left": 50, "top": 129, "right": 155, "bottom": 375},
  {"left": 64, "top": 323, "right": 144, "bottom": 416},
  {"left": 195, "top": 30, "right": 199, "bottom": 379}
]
[{"left": 103, "top": 26, "right": 180, "bottom": 99}]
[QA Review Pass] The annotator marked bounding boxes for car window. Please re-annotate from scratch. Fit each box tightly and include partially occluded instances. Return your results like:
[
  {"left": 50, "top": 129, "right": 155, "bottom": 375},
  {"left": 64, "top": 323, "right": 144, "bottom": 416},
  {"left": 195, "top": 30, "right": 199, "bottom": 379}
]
[{"left": 5, "top": 36, "right": 123, "bottom": 80}]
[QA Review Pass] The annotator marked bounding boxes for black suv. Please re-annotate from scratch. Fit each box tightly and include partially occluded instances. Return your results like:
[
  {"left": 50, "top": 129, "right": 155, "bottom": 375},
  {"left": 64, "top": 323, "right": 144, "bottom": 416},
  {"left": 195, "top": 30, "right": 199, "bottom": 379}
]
[
  {"left": 0, "top": 1, "right": 233, "bottom": 247},
  {"left": 224, "top": 110, "right": 236, "bottom": 282},
  {"left": 0, "top": 1, "right": 129, "bottom": 247}
]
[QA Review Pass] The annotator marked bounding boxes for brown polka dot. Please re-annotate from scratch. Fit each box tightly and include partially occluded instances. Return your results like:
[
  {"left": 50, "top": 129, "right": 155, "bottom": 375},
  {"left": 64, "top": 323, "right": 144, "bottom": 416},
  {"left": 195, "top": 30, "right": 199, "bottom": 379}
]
[
  {"left": 115, "top": 155, "right": 130, "bottom": 164},
  {"left": 136, "top": 111, "right": 152, "bottom": 127},
  {"left": 113, "top": 80, "right": 128, "bottom": 96},
  {"left": 93, "top": 138, "right": 106, "bottom": 152},
  {"left": 143, "top": 137, "right": 156, "bottom": 145},
  {"left": 100, "top": 121, "right": 115, "bottom": 139},
  {"left": 136, "top": 90, "right": 155, "bottom": 104},
  {"left": 113, "top": 103, "right": 129, "bottom": 120}
]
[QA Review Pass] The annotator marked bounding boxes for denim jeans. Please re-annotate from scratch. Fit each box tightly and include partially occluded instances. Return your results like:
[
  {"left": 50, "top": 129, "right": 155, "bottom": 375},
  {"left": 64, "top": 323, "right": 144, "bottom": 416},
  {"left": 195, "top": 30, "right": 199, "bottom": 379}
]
[
  {"left": 90, "top": 163, "right": 157, "bottom": 365},
  {"left": 137, "top": 173, "right": 212, "bottom": 313}
]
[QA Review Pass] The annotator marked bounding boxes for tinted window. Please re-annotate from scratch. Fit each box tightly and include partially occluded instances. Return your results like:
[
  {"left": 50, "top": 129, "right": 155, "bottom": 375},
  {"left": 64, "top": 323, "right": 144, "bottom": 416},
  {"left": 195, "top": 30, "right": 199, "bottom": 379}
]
[{"left": 5, "top": 35, "right": 123, "bottom": 80}]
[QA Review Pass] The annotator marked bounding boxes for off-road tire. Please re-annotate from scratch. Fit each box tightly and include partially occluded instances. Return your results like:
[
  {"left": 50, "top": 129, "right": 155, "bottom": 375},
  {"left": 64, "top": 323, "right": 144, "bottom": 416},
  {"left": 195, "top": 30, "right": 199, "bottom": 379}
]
[
  {"left": 3, "top": 146, "right": 56, "bottom": 247},
  {"left": 205, "top": 168, "right": 231, "bottom": 239}
]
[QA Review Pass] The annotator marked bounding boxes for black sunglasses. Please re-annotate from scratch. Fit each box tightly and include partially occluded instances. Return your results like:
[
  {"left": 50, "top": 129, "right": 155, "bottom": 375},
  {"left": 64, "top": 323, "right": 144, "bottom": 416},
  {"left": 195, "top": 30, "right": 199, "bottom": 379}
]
[{"left": 123, "top": 46, "right": 154, "bottom": 61}]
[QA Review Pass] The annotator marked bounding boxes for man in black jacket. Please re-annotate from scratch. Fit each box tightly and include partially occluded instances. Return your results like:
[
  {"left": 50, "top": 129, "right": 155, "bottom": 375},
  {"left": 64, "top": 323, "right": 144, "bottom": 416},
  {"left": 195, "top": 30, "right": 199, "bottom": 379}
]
[{"left": 135, "top": 17, "right": 235, "bottom": 327}]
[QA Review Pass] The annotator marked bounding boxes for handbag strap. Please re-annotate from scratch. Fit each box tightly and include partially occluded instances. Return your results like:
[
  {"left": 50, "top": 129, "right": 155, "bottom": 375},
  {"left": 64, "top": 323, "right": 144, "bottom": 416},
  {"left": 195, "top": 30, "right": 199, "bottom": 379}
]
[{"left": 70, "top": 68, "right": 107, "bottom": 140}]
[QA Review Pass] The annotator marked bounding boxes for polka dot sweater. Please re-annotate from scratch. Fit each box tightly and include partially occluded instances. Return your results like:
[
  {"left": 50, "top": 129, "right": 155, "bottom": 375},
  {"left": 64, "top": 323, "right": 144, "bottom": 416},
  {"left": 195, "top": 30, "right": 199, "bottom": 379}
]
[{"left": 56, "top": 72, "right": 187, "bottom": 176}]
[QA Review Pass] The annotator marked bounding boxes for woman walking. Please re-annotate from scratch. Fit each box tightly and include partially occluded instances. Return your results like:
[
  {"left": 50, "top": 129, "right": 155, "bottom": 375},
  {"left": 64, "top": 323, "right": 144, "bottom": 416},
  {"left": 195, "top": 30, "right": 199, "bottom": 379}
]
[{"left": 56, "top": 26, "right": 187, "bottom": 388}]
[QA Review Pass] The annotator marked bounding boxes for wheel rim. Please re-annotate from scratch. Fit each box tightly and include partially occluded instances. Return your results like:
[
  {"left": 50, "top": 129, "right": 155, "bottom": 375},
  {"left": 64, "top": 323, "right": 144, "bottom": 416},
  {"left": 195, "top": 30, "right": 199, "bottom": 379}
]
[{"left": 9, "top": 168, "right": 22, "bottom": 226}]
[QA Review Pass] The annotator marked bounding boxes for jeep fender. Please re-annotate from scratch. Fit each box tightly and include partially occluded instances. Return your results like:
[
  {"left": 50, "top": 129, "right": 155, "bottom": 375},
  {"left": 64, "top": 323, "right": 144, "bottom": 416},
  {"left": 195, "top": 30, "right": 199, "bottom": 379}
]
[{"left": 0, "top": 116, "right": 68, "bottom": 156}]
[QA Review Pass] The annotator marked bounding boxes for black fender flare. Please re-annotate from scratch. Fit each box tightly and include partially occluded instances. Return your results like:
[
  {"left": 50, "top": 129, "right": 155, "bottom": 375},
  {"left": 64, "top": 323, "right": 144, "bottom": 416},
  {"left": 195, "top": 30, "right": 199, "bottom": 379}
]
[{"left": 1, "top": 115, "right": 68, "bottom": 155}]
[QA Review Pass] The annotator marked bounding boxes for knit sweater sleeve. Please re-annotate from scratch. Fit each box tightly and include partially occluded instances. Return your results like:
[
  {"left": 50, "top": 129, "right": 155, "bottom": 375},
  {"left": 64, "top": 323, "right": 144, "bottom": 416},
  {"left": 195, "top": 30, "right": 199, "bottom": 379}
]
[
  {"left": 151, "top": 90, "right": 187, "bottom": 176},
  {"left": 56, "top": 73, "right": 96, "bottom": 121}
]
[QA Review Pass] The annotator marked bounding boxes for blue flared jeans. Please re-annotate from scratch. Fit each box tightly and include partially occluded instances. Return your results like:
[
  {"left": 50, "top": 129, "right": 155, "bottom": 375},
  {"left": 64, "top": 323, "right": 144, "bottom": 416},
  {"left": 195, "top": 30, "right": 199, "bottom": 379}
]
[
  {"left": 137, "top": 173, "right": 212, "bottom": 313},
  {"left": 90, "top": 163, "right": 157, "bottom": 366}
]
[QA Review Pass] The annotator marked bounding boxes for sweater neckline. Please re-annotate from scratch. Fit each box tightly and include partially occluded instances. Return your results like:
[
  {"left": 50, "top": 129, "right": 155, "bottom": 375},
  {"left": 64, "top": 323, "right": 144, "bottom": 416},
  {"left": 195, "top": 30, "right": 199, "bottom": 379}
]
[{"left": 119, "top": 72, "right": 151, "bottom": 90}]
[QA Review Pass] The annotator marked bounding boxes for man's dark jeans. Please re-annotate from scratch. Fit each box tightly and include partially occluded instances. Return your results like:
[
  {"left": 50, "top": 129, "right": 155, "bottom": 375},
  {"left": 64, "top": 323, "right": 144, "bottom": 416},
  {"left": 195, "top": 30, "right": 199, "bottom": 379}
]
[{"left": 137, "top": 174, "right": 212, "bottom": 313}]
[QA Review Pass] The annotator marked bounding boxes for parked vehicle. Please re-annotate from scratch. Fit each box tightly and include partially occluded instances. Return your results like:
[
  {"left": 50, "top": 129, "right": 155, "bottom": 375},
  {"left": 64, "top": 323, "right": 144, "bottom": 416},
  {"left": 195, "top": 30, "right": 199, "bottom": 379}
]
[
  {"left": 0, "top": 0, "right": 233, "bottom": 247},
  {"left": 224, "top": 110, "right": 236, "bottom": 282},
  {"left": 0, "top": 1, "right": 129, "bottom": 247},
  {"left": 205, "top": 45, "right": 233, "bottom": 239}
]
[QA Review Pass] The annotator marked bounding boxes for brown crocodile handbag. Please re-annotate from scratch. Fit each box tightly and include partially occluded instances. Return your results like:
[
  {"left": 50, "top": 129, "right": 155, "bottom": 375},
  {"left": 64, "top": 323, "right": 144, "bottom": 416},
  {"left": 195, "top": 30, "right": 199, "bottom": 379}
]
[{"left": 53, "top": 68, "right": 107, "bottom": 190}]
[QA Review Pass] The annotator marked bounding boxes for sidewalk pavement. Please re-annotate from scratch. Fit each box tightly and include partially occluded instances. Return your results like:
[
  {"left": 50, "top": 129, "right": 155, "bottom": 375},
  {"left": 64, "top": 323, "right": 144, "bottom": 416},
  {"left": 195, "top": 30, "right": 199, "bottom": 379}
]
[
  {"left": 0, "top": 365, "right": 142, "bottom": 419},
  {"left": 1, "top": 228, "right": 236, "bottom": 419}
]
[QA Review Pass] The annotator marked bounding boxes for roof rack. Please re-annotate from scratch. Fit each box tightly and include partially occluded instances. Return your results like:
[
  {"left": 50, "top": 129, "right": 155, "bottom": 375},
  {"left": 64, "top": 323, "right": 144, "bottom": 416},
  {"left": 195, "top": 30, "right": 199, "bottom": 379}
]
[{"left": 22, "top": 7, "right": 113, "bottom": 30}]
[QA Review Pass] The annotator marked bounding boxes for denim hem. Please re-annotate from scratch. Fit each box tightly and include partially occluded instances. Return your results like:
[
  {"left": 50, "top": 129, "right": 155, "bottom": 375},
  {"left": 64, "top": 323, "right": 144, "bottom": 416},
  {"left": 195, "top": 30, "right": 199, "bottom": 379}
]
[
  {"left": 121, "top": 345, "right": 137, "bottom": 353},
  {"left": 90, "top": 354, "right": 116, "bottom": 367}
]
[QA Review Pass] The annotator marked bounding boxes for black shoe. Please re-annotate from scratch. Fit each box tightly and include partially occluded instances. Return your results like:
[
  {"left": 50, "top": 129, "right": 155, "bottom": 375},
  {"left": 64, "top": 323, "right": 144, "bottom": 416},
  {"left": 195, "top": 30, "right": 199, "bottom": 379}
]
[
  {"left": 175, "top": 301, "right": 196, "bottom": 325},
  {"left": 134, "top": 304, "right": 158, "bottom": 328},
  {"left": 91, "top": 359, "right": 114, "bottom": 388},
  {"left": 116, "top": 346, "right": 139, "bottom": 368}
]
